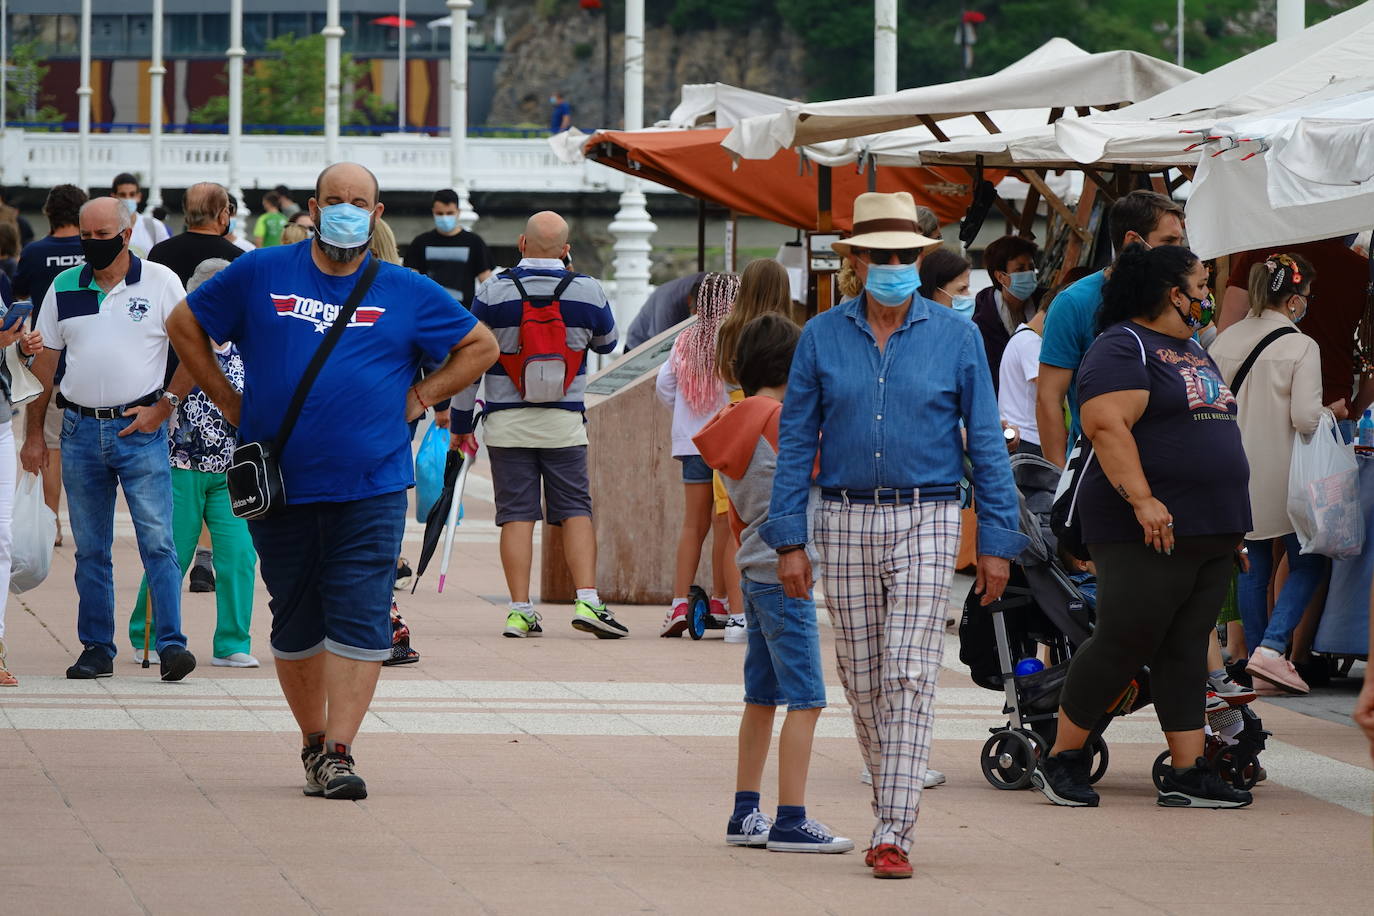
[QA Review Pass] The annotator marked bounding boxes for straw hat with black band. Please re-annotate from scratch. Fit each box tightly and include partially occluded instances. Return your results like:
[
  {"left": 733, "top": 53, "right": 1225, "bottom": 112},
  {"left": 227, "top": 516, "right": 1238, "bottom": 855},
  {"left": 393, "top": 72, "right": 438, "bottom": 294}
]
[{"left": 832, "top": 192, "right": 940, "bottom": 256}]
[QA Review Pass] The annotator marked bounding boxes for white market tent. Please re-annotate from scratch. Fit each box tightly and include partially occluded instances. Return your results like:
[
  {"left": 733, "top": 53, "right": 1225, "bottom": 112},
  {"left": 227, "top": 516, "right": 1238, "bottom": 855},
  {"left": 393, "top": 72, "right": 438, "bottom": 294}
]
[
  {"left": 721, "top": 42, "right": 1194, "bottom": 161},
  {"left": 1186, "top": 85, "right": 1374, "bottom": 257}
]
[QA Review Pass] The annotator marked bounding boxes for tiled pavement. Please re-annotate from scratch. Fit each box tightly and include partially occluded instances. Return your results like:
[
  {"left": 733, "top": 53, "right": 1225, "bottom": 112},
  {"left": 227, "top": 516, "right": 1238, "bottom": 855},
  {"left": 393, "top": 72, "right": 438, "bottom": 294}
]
[{"left": 1, "top": 479, "right": 1370, "bottom": 914}]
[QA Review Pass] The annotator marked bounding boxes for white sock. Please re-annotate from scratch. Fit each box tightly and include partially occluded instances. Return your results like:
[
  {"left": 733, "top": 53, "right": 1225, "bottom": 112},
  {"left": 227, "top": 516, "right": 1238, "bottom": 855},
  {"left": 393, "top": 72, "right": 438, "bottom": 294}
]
[
  {"left": 672, "top": 597, "right": 688, "bottom": 609},
  {"left": 575, "top": 588, "right": 601, "bottom": 606},
  {"left": 509, "top": 600, "right": 534, "bottom": 614},
  {"left": 1256, "top": 646, "right": 1282, "bottom": 659}
]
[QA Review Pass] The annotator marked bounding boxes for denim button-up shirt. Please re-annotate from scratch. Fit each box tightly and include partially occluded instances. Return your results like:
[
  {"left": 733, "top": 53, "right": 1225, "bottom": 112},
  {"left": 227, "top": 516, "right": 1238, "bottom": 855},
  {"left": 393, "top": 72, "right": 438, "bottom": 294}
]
[{"left": 761, "top": 294, "right": 1029, "bottom": 560}]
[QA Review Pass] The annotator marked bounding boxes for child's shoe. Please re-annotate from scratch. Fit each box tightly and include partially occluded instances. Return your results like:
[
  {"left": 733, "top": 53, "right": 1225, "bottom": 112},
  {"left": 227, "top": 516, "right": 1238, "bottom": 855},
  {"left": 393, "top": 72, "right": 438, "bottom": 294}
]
[
  {"left": 709, "top": 597, "right": 731, "bottom": 627},
  {"left": 765, "top": 818, "right": 853, "bottom": 854},
  {"left": 660, "top": 601, "right": 688, "bottom": 638},
  {"left": 725, "top": 809, "right": 773, "bottom": 847},
  {"left": 867, "top": 843, "right": 913, "bottom": 878},
  {"left": 723, "top": 613, "right": 747, "bottom": 643}
]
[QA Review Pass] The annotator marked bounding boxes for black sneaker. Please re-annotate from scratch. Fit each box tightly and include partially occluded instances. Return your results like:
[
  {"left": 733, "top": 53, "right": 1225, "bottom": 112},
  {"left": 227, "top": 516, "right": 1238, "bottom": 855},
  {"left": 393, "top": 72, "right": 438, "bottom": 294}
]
[
  {"left": 158, "top": 645, "right": 197, "bottom": 682},
  {"left": 189, "top": 556, "right": 215, "bottom": 593},
  {"left": 1030, "top": 749, "right": 1100, "bottom": 807},
  {"left": 311, "top": 744, "right": 368, "bottom": 799},
  {"left": 394, "top": 557, "right": 413, "bottom": 592},
  {"left": 1158, "top": 757, "right": 1253, "bottom": 808},
  {"left": 66, "top": 646, "right": 113, "bottom": 679}
]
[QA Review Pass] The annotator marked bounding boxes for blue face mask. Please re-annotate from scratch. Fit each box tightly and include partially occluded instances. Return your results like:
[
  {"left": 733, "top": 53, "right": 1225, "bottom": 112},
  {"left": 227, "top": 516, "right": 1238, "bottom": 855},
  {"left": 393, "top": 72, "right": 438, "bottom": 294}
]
[
  {"left": 865, "top": 263, "right": 922, "bottom": 307},
  {"left": 1007, "top": 269, "right": 1037, "bottom": 300},
  {"left": 121, "top": 197, "right": 138, "bottom": 214},
  {"left": 949, "top": 294, "right": 975, "bottom": 319},
  {"left": 317, "top": 202, "right": 374, "bottom": 249},
  {"left": 434, "top": 214, "right": 458, "bottom": 233}
]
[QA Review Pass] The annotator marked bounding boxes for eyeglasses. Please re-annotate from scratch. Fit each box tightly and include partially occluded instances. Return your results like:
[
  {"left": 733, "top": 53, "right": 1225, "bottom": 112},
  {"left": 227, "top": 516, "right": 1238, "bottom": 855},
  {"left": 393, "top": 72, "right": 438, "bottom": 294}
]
[{"left": 851, "top": 247, "right": 921, "bottom": 265}]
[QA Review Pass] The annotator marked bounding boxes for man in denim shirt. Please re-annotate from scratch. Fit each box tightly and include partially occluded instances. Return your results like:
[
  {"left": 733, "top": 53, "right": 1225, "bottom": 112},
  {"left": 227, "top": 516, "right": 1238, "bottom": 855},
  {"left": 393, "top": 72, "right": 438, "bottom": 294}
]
[{"left": 762, "top": 192, "right": 1027, "bottom": 879}]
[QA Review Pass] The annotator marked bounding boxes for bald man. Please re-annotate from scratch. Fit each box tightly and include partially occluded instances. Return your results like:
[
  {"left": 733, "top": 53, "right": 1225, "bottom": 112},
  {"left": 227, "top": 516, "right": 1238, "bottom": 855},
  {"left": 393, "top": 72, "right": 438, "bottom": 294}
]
[
  {"left": 148, "top": 182, "right": 244, "bottom": 287},
  {"left": 452, "top": 209, "right": 623, "bottom": 641},
  {"left": 22, "top": 196, "right": 198, "bottom": 682},
  {"left": 168, "top": 161, "right": 498, "bottom": 799}
]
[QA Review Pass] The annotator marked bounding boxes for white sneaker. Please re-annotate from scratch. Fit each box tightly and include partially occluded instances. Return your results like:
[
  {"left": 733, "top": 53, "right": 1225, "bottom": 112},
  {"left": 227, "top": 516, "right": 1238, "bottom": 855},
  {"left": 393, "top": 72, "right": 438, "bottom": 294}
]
[
  {"left": 860, "top": 767, "right": 945, "bottom": 788},
  {"left": 132, "top": 648, "right": 159, "bottom": 664},
  {"left": 212, "top": 653, "right": 260, "bottom": 668},
  {"left": 723, "top": 614, "right": 747, "bottom": 643}
]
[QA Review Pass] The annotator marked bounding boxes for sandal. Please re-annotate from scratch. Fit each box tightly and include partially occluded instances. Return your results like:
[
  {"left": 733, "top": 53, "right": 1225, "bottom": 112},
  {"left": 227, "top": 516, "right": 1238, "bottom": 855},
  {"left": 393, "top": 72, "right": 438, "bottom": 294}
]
[{"left": 0, "top": 639, "right": 17, "bottom": 687}]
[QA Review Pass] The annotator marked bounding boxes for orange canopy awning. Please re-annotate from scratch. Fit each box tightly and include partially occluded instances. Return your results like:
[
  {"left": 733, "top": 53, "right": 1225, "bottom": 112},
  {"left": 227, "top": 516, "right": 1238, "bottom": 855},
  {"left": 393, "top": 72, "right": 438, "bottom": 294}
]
[{"left": 582, "top": 128, "right": 984, "bottom": 232}]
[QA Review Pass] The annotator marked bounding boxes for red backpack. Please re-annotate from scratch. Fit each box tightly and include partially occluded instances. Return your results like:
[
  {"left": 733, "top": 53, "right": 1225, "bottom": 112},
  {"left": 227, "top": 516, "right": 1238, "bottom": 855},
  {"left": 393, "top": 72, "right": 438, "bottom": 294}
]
[{"left": 496, "top": 272, "right": 586, "bottom": 404}]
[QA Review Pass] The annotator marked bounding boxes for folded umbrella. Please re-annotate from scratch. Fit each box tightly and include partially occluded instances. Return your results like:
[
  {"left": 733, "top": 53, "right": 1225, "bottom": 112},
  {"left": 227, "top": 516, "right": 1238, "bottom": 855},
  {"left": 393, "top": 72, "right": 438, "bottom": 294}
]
[{"left": 412, "top": 439, "right": 478, "bottom": 593}]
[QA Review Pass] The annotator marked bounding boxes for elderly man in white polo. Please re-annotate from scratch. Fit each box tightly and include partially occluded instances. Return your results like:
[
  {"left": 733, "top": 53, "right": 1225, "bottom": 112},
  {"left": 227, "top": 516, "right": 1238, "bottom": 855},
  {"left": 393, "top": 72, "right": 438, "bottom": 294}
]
[
  {"left": 764, "top": 191, "right": 1027, "bottom": 878},
  {"left": 22, "top": 196, "right": 197, "bottom": 682}
]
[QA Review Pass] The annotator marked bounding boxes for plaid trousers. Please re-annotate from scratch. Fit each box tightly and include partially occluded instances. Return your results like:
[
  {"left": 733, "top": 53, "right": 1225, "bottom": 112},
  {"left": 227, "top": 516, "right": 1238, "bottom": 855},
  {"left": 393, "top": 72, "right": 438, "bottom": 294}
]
[{"left": 816, "top": 499, "right": 961, "bottom": 853}]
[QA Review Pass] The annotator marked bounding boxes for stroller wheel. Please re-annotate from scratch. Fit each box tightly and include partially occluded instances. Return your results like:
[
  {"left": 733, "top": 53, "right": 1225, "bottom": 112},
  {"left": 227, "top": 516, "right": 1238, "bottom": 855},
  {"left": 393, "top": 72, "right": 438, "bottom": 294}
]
[
  {"left": 980, "top": 729, "right": 1038, "bottom": 791},
  {"left": 1086, "top": 734, "right": 1109, "bottom": 785},
  {"left": 687, "top": 586, "right": 710, "bottom": 640},
  {"left": 1217, "top": 747, "right": 1261, "bottom": 790},
  {"left": 1151, "top": 750, "right": 1172, "bottom": 792}
]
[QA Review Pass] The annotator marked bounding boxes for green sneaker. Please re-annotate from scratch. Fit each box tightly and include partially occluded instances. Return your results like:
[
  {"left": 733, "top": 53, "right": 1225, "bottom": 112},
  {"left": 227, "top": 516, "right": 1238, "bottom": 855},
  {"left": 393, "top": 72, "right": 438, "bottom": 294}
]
[
  {"left": 503, "top": 608, "right": 543, "bottom": 638},
  {"left": 571, "top": 599, "right": 629, "bottom": 639}
]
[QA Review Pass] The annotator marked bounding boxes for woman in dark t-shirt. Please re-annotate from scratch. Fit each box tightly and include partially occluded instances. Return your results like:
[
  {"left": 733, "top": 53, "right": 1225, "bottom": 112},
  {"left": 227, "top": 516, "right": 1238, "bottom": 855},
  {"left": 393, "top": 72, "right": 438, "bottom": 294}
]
[{"left": 1032, "top": 244, "right": 1254, "bottom": 811}]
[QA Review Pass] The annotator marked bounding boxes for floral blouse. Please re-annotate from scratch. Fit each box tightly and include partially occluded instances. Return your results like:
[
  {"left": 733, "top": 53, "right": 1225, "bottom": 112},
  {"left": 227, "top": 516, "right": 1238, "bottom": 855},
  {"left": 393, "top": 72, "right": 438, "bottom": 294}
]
[{"left": 169, "top": 344, "right": 243, "bottom": 474}]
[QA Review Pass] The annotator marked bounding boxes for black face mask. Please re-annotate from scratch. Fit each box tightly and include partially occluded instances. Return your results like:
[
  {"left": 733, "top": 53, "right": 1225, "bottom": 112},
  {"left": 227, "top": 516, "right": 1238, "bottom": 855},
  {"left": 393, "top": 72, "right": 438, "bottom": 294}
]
[{"left": 81, "top": 234, "right": 126, "bottom": 271}]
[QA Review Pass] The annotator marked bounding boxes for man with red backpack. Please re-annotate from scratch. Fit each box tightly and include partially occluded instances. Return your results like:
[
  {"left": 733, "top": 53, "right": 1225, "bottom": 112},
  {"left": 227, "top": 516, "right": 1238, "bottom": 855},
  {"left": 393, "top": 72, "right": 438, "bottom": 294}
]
[{"left": 452, "top": 211, "right": 624, "bottom": 639}]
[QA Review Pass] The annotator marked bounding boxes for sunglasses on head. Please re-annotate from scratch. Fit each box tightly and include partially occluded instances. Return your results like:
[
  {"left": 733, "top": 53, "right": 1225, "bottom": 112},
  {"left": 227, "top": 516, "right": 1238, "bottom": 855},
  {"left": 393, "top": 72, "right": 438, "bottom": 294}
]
[{"left": 851, "top": 247, "right": 921, "bottom": 265}]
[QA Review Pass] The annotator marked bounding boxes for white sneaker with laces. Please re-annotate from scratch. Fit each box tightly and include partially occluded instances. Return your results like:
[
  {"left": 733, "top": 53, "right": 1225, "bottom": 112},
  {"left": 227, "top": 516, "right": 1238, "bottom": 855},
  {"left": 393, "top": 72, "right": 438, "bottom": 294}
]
[
  {"left": 724, "top": 614, "right": 747, "bottom": 643},
  {"left": 861, "top": 767, "right": 945, "bottom": 788}
]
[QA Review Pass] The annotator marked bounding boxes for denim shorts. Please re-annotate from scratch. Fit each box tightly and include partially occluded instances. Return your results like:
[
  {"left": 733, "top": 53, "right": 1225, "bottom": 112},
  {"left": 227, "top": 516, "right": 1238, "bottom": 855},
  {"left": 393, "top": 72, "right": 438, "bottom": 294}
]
[
  {"left": 741, "top": 577, "right": 827, "bottom": 711},
  {"left": 248, "top": 489, "right": 407, "bottom": 662},
  {"left": 677, "top": 454, "right": 714, "bottom": 484}
]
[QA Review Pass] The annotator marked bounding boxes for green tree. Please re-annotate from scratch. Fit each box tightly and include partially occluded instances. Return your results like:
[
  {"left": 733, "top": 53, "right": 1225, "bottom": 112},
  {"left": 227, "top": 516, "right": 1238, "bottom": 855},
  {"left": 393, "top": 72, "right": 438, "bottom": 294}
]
[
  {"left": 191, "top": 33, "right": 392, "bottom": 132},
  {"left": 5, "top": 39, "right": 63, "bottom": 125}
]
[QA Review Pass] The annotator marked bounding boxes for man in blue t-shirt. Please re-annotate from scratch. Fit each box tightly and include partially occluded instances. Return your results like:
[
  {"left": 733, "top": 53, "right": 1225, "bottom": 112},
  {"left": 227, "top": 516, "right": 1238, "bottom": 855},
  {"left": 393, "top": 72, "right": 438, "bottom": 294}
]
[
  {"left": 549, "top": 91, "right": 572, "bottom": 134},
  {"left": 168, "top": 162, "right": 498, "bottom": 800},
  {"left": 1036, "top": 191, "right": 1186, "bottom": 467}
]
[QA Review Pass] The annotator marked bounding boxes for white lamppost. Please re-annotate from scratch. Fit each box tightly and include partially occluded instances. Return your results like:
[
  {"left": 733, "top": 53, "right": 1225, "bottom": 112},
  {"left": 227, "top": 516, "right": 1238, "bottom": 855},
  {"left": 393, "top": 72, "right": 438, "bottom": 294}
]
[
  {"left": 147, "top": 0, "right": 165, "bottom": 209},
  {"left": 227, "top": 0, "right": 244, "bottom": 208},
  {"left": 398, "top": 0, "right": 407, "bottom": 133},
  {"left": 447, "top": 0, "right": 476, "bottom": 228},
  {"left": 324, "top": 0, "right": 343, "bottom": 164},
  {"left": 1276, "top": 0, "right": 1304, "bottom": 40},
  {"left": 607, "top": 0, "right": 656, "bottom": 332},
  {"left": 874, "top": 0, "right": 897, "bottom": 94},
  {"left": 78, "top": 0, "right": 92, "bottom": 191}
]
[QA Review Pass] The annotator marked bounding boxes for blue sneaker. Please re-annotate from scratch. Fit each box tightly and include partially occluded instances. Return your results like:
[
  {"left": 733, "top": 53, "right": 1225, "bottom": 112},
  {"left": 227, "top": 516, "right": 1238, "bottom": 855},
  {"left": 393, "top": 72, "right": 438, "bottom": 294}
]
[
  {"left": 725, "top": 809, "right": 773, "bottom": 847},
  {"left": 766, "top": 818, "right": 854, "bottom": 854}
]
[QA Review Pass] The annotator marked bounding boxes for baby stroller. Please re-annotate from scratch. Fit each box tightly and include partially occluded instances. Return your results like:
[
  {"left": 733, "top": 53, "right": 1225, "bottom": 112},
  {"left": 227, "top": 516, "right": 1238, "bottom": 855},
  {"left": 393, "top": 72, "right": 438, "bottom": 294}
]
[
  {"left": 960, "top": 454, "right": 1269, "bottom": 792},
  {"left": 959, "top": 454, "right": 1141, "bottom": 790}
]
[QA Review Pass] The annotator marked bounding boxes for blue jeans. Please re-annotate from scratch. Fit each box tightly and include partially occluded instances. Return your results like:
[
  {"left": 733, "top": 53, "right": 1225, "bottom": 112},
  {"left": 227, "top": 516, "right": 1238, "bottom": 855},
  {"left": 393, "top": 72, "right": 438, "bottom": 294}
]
[
  {"left": 1238, "top": 533, "right": 1327, "bottom": 654},
  {"left": 61, "top": 410, "right": 186, "bottom": 660},
  {"left": 740, "top": 577, "right": 827, "bottom": 710},
  {"left": 248, "top": 490, "right": 407, "bottom": 662}
]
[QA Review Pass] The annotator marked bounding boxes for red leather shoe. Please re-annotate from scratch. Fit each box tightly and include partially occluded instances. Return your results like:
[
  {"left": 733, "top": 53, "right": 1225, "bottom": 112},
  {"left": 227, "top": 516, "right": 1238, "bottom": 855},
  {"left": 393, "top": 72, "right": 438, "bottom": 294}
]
[{"left": 869, "top": 843, "right": 912, "bottom": 879}]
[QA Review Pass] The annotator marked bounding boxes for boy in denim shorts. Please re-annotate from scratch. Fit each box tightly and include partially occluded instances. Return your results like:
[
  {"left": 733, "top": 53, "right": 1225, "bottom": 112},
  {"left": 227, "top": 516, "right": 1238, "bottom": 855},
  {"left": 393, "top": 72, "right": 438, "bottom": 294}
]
[{"left": 694, "top": 314, "right": 853, "bottom": 854}]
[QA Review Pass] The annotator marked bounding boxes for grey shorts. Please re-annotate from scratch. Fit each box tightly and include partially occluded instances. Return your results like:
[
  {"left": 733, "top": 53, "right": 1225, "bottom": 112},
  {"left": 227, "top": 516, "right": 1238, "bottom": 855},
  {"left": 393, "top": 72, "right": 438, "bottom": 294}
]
[{"left": 488, "top": 445, "right": 593, "bottom": 526}]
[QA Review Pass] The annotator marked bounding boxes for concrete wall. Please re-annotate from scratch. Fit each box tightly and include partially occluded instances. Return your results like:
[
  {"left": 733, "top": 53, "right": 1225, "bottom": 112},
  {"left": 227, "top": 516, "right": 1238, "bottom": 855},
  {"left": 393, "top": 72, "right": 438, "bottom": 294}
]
[{"left": 541, "top": 320, "right": 713, "bottom": 606}]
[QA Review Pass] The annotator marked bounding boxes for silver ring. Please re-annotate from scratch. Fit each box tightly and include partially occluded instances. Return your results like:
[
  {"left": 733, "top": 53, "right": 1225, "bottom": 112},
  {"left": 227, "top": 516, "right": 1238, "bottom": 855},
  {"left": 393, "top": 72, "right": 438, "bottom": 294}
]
[{"left": 1166, "top": 522, "right": 1174, "bottom": 528}]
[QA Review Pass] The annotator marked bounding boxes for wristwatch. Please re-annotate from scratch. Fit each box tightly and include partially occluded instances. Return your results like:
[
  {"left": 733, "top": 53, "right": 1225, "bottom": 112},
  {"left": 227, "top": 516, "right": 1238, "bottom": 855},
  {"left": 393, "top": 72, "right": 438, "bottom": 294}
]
[{"left": 162, "top": 391, "right": 181, "bottom": 410}]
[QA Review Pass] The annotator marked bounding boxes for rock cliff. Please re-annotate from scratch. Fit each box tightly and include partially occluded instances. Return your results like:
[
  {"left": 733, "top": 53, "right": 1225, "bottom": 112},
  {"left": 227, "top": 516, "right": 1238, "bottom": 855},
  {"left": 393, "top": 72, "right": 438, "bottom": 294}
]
[{"left": 484, "top": 1, "right": 807, "bottom": 129}]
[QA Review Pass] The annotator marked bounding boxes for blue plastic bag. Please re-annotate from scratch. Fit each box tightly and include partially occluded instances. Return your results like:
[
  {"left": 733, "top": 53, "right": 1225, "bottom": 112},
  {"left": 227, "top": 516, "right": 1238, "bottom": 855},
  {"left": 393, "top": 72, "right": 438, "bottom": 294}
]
[{"left": 414, "top": 420, "right": 449, "bottom": 522}]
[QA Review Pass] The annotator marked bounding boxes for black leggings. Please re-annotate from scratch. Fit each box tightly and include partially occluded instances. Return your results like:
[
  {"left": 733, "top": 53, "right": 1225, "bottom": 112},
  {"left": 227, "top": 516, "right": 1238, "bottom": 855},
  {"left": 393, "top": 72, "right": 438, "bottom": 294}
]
[{"left": 1060, "top": 534, "right": 1239, "bottom": 734}]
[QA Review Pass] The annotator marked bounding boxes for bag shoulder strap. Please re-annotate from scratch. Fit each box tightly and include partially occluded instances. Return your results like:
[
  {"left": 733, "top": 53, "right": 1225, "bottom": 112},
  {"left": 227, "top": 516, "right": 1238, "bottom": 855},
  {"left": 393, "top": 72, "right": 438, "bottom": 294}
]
[
  {"left": 273, "top": 256, "right": 379, "bottom": 452},
  {"left": 1228, "top": 327, "right": 1298, "bottom": 394},
  {"left": 506, "top": 270, "right": 576, "bottom": 304}
]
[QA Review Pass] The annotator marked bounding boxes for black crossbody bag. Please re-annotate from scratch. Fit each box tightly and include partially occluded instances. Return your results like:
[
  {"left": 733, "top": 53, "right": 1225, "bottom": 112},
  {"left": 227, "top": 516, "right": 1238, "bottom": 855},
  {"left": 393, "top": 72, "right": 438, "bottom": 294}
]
[{"left": 226, "top": 257, "right": 379, "bottom": 520}]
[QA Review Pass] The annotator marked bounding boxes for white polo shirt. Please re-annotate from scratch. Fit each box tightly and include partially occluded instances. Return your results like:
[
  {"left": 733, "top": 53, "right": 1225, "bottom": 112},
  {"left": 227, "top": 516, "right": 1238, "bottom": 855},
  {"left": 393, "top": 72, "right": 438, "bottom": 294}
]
[{"left": 37, "top": 256, "right": 186, "bottom": 408}]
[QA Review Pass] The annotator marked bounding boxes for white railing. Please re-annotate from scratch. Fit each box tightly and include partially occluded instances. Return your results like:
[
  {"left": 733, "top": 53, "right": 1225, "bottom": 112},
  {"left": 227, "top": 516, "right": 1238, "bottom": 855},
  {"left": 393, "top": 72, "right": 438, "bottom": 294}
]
[{"left": 0, "top": 130, "right": 666, "bottom": 195}]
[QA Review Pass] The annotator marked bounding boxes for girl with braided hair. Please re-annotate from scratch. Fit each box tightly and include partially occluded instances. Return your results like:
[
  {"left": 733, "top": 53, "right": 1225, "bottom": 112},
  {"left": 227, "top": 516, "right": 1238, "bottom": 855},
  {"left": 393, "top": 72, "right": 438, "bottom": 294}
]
[
  {"left": 1209, "top": 251, "right": 1346, "bottom": 695},
  {"left": 656, "top": 272, "right": 743, "bottom": 637}
]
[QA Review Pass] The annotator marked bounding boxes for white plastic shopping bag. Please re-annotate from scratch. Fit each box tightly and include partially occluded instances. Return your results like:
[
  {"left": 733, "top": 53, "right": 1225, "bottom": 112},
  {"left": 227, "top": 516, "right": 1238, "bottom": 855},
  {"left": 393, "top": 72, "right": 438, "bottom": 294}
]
[
  {"left": 1287, "top": 410, "right": 1363, "bottom": 558},
  {"left": 10, "top": 472, "right": 55, "bottom": 594}
]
